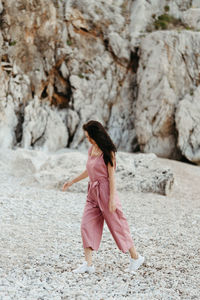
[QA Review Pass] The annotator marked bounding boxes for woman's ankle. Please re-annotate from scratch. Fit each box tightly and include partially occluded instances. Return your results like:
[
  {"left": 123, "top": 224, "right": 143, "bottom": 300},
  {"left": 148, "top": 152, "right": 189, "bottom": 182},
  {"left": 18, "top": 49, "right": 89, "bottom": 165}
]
[
  {"left": 129, "top": 246, "right": 139, "bottom": 259},
  {"left": 85, "top": 260, "right": 92, "bottom": 266},
  {"left": 131, "top": 254, "right": 139, "bottom": 260}
]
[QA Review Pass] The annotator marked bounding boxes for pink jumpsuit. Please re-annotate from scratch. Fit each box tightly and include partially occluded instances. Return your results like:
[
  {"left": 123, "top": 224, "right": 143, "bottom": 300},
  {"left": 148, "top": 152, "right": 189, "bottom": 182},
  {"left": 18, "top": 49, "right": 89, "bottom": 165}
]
[{"left": 81, "top": 146, "right": 134, "bottom": 253}]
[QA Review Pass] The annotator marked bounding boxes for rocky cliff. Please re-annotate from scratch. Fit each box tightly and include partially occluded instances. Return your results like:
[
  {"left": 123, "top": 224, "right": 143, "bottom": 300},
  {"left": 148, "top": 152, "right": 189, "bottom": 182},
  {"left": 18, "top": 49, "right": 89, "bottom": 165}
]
[{"left": 0, "top": 0, "right": 200, "bottom": 164}]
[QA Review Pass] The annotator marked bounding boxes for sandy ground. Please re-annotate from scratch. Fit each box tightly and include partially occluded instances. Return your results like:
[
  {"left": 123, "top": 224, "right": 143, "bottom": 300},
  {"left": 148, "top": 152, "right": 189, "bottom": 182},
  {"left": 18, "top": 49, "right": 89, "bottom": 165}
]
[{"left": 0, "top": 153, "right": 200, "bottom": 300}]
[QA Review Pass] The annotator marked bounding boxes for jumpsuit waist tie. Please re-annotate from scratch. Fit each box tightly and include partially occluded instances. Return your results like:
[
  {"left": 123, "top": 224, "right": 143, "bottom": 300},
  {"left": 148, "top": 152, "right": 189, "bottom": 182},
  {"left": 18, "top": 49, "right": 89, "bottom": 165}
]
[{"left": 87, "top": 177, "right": 109, "bottom": 211}]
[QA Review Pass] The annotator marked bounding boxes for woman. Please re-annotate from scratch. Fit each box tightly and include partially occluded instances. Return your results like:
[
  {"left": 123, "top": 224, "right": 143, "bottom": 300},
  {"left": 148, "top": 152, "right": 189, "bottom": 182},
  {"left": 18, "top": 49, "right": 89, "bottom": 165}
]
[{"left": 62, "top": 120, "right": 144, "bottom": 274}]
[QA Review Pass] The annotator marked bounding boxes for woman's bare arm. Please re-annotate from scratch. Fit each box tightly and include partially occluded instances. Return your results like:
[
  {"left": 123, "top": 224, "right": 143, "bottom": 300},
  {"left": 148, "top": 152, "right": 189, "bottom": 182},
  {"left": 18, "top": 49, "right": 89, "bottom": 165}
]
[
  {"left": 62, "top": 169, "right": 88, "bottom": 191},
  {"left": 107, "top": 152, "right": 117, "bottom": 213}
]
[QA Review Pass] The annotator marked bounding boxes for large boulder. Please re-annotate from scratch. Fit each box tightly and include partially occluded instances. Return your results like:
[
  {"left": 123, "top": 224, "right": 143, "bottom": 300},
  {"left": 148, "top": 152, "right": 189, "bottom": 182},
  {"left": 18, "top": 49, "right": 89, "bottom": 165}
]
[{"left": 2, "top": 148, "right": 174, "bottom": 195}]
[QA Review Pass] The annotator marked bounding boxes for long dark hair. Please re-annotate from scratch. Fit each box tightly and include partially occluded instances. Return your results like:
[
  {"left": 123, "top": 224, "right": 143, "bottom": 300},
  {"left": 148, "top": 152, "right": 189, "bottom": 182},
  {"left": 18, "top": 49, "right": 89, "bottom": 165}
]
[{"left": 82, "top": 120, "right": 117, "bottom": 166}]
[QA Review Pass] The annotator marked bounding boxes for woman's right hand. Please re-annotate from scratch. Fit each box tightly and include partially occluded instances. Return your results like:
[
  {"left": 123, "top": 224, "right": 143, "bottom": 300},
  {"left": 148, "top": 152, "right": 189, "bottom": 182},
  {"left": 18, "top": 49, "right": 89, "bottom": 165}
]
[{"left": 62, "top": 181, "right": 73, "bottom": 191}]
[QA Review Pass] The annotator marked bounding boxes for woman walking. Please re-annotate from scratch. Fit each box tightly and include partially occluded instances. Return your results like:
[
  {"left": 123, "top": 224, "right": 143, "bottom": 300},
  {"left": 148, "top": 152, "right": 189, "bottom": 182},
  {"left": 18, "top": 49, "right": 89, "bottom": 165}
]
[{"left": 62, "top": 120, "right": 144, "bottom": 274}]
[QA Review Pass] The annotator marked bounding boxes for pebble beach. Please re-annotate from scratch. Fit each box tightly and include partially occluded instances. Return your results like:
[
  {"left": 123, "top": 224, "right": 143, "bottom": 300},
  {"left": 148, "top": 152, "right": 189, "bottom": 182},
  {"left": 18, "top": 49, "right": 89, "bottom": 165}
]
[{"left": 0, "top": 150, "right": 199, "bottom": 300}]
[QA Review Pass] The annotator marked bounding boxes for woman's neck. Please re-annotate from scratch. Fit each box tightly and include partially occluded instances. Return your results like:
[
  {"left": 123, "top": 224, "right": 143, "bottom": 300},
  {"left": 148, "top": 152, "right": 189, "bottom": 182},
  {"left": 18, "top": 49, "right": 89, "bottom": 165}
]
[{"left": 91, "top": 144, "right": 102, "bottom": 156}]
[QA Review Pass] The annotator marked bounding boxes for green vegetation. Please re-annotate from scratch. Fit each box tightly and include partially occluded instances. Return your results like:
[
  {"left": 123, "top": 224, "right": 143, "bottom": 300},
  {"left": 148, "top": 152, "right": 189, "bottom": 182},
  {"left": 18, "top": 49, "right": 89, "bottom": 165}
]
[
  {"left": 153, "top": 14, "right": 194, "bottom": 31},
  {"left": 77, "top": 73, "right": 90, "bottom": 80},
  {"left": 190, "top": 89, "right": 194, "bottom": 96},
  {"left": 154, "top": 14, "right": 179, "bottom": 30},
  {"left": 9, "top": 40, "right": 17, "bottom": 46},
  {"left": 67, "top": 39, "right": 72, "bottom": 46},
  {"left": 164, "top": 5, "right": 170, "bottom": 12},
  {"left": 185, "top": 25, "right": 195, "bottom": 30},
  {"left": 78, "top": 73, "right": 84, "bottom": 79}
]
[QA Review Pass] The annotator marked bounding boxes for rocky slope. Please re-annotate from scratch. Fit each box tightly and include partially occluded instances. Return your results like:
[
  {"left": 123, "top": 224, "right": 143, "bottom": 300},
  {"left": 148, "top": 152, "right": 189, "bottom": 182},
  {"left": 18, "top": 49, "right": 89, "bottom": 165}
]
[{"left": 0, "top": 0, "right": 200, "bottom": 164}]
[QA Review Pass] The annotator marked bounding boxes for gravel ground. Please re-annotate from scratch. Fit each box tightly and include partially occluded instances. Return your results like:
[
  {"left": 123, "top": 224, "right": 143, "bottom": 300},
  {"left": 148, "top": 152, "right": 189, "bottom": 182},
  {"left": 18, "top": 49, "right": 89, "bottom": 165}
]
[{"left": 0, "top": 155, "right": 200, "bottom": 300}]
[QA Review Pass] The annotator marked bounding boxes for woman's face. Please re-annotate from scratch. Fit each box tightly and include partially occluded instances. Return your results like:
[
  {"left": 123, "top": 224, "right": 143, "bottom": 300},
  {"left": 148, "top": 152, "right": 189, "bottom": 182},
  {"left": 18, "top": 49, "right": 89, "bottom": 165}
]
[{"left": 84, "top": 131, "right": 95, "bottom": 145}]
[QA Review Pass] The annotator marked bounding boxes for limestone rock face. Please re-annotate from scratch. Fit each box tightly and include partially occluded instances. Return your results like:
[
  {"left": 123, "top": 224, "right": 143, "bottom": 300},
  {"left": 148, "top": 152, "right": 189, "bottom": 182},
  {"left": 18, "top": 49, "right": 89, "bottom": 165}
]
[
  {"left": 0, "top": 0, "right": 3, "bottom": 14},
  {"left": 21, "top": 97, "right": 69, "bottom": 152},
  {"left": 136, "top": 31, "right": 200, "bottom": 160},
  {"left": 0, "top": 0, "right": 200, "bottom": 164},
  {"left": 175, "top": 87, "right": 200, "bottom": 164},
  {"left": 0, "top": 0, "right": 138, "bottom": 152},
  {"left": 182, "top": 9, "right": 200, "bottom": 30},
  {"left": 0, "top": 97, "right": 17, "bottom": 148}
]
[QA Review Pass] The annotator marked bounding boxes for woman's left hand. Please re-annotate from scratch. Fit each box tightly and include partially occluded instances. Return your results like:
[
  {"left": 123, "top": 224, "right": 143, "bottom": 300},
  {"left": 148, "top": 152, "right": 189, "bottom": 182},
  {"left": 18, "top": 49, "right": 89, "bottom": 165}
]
[{"left": 109, "top": 199, "right": 116, "bottom": 213}]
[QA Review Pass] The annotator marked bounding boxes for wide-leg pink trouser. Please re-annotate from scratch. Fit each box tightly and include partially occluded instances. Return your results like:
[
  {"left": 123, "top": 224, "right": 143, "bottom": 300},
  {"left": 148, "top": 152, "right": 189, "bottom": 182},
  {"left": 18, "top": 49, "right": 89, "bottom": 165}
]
[{"left": 81, "top": 179, "right": 134, "bottom": 253}]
